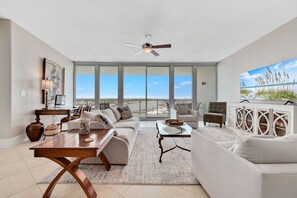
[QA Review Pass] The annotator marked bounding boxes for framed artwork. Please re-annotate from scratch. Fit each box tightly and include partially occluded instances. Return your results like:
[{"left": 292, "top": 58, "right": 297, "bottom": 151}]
[
  {"left": 43, "top": 58, "right": 65, "bottom": 104},
  {"left": 240, "top": 57, "right": 297, "bottom": 101}
]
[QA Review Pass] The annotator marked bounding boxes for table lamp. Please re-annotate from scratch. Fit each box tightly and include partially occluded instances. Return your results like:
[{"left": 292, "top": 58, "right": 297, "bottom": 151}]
[{"left": 41, "top": 78, "right": 52, "bottom": 109}]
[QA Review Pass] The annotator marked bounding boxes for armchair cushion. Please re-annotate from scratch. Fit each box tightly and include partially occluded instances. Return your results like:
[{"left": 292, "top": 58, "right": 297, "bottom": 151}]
[
  {"left": 208, "top": 102, "right": 226, "bottom": 114},
  {"left": 204, "top": 112, "right": 226, "bottom": 121},
  {"left": 177, "top": 105, "right": 188, "bottom": 115},
  {"left": 177, "top": 114, "right": 197, "bottom": 122}
]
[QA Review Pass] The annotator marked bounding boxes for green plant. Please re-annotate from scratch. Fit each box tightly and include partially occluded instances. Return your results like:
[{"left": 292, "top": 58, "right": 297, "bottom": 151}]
[
  {"left": 240, "top": 89, "right": 250, "bottom": 96},
  {"left": 256, "top": 89, "right": 297, "bottom": 100}
]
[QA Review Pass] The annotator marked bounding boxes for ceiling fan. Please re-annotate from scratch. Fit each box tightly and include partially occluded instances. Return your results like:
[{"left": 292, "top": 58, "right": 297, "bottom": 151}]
[{"left": 124, "top": 34, "right": 171, "bottom": 56}]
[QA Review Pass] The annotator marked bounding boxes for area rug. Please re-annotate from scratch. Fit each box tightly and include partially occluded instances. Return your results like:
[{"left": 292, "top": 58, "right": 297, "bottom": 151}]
[{"left": 40, "top": 127, "right": 199, "bottom": 185}]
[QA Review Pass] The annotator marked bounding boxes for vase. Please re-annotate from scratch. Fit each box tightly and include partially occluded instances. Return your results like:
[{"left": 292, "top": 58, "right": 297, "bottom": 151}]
[
  {"left": 79, "top": 118, "right": 90, "bottom": 134},
  {"left": 26, "top": 122, "right": 44, "bottom": 142}
]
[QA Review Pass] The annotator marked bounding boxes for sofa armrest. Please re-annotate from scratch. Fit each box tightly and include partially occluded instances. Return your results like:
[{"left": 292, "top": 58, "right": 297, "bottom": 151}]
[{"left": 191, "top": 131, "right": 262, "bottom": 198}]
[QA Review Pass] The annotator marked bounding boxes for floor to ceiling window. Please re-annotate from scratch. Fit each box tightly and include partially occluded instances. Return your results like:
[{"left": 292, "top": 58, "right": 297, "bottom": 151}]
[
  {"left": 100, "top": 66, "right": 118, "bottom": 107},
  {"left": 75, "top": 66, "right": 95, "bottom": 107},
  {"left": 147, "top": 66, "right": 169, "bottom": 117},
  {"left": 123, "top": 66, "right": 146, "bottom": 117},
  {"left": 174, "top": 66, "right": 192, "bottom": 107},
  {"left": 74, "top": 64, "right": 217, "bottom": 119}
]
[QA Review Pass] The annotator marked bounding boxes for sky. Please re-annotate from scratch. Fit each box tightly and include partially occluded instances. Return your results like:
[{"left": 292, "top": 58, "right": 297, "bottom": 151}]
[
  {"left": 240, "top": 57, "right": 297, "bottom": 88},
  {"left": 76, "top": 74, "right": 192, "bottom": 99}
]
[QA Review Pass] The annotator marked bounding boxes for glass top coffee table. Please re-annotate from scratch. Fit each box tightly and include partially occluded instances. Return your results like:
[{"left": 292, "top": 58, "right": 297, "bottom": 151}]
[{"left": 156, "top": 120, "right": 192, "bottom": 163}]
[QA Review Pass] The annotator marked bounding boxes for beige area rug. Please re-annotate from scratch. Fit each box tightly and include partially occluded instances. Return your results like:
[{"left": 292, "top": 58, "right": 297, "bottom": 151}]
[
  {"left": 40, "top": 127, "right": 198, "bottom": 185},
  {"left": 40, "top": 126, "right": 237, "bottom": 185}
]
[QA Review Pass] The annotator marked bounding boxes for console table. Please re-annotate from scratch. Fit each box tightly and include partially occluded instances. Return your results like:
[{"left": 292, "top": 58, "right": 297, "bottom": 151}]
[
  {"left": 35, "top": 108, "right": 78, "bottom": 123},
  {"left": 30, "top": 129, "right": 114, "bottom": 198},
  {"left": 227, "top": 103, "right": 297, "bottom": 136}
]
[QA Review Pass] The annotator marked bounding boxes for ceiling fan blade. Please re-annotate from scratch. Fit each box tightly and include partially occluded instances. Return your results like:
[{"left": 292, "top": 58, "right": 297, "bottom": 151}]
[
  {"left": 152, "top": 44, "right": 171, "bottom": 49},
  {"left": 134, "top": 49, "right": 143, "bottom": 56},
  {"left": 151, "top": 50, "right": 159, "bottom": 56},
  {"left": 124, "top": 43, "right": 142, "bottom": 48}
]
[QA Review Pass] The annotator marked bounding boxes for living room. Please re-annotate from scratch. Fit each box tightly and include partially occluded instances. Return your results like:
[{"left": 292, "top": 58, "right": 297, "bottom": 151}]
[{"left": 1, "top": 1, "right": 297, "bottom": 198}]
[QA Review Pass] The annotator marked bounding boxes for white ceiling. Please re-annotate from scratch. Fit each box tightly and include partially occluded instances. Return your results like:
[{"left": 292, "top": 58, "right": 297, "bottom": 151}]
[{"left": 0, "top": 0, "right": 297, "bottom": 63}]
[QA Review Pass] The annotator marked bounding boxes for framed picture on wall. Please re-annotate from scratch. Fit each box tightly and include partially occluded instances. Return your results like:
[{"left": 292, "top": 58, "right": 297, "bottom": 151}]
[{"left": 43, "top": 58, "right": 65, "bottom": 104}]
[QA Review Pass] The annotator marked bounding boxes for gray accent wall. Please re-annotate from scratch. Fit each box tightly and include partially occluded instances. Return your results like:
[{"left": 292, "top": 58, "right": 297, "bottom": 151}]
[
  {"left": 0, "top": 19, "right": 73, "bottom": 141},
  {"left": 217, "top": 17, "right": 297, "bottom": 102}
]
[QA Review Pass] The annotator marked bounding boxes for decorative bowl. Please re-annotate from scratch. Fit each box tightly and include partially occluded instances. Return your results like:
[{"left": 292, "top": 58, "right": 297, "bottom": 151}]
[{"left": 165, "top": 119, "right": 184, "bottom": 126}]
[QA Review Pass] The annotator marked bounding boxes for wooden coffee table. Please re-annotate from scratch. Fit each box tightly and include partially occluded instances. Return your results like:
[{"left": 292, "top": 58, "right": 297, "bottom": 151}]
[
  {"left": 30, "top": 129, "right": 114, "bottom": 198},
  {"left": 156, "top": 120, "right": 192, "bottom": 163}
]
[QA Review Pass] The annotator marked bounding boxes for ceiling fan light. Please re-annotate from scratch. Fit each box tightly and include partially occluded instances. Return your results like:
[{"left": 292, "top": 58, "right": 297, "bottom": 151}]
[{"left": 143, "top": 47, "right": 152, "bottom": 53}]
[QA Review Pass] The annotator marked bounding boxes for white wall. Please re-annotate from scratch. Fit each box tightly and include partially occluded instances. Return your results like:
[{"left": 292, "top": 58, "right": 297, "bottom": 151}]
[
  {"left": 0, "top": 20, "right": 12, "bottom": 139},
  {"left": 197, "top": 66, "right": 217, "bottom": 115},
  {"left": 0, "top": 19, "right": 73, "bottom": 142},
  {"left": 217, "top": 17, "right": 297, "bottom": 102}
]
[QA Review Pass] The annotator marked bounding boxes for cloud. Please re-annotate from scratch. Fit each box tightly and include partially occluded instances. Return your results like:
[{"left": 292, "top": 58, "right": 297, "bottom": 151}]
[
  {"left": 174, "top": 86, "right": 181, "bottom": 89},
  {"left": 76, "top": 87, "right": 84, "bottom": 90},
  {"left": 274, "top": 62, "right": 282, "bottom": 70},
  {"left": 124, "top": 83, "right": 132, "bottom": 88},
  {"left": 180, "top": 81, "right": 192, "bottom": 86},
  {"left": 284, "top": 60, "right": 297, "bottom": 69},
  {"left": 153, "top": 81, "right": 160, "bottom": 85},
  {"left": 240, "top": 72, "right": 260, "bottom": 80}
]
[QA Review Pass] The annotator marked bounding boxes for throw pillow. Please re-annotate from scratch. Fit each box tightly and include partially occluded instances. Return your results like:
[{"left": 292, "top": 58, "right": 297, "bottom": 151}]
[
  {"left": 233, "top": 135, "right": 297, "bottom": 163},
  {"left": 177, "top": 105, "right": 188, "bottom": 115},
  {"left": 94, "top": 113, "right": 118, "bottom": 136},
  {"left": 117, "top": 106, "right": 133, "bottom": 120},
  {"left": 80, "top": 111, "right": 98, "bottom": 121},
  {"left": 101, "top": 109, "right": 117, "bottom": 124},
  {"left": 109, "top": 106, "right": 121, "bottom": 121}
]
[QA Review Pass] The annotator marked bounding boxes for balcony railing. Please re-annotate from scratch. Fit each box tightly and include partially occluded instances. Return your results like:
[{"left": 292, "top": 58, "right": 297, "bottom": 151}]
[{"left": 76, "top": 98, "right": 192, "bottom": 118}]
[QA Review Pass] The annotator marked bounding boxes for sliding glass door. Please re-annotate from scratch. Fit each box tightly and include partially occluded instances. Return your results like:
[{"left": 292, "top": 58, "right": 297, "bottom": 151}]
[
  {"left": 75, "top": 66, "right": 95, "bottom": 107},
  {"left": 174, "top": 66, "right": 192, "bottom": 108},
  {"left": 74, "top": 64, "right": 217, "bottom": 119},
  {"left": 147, "top": 66, "right": 169, "bottom": 117},
  {"left": 100, "top": 66, "right": 118, "bottom": 107},
  {"left": 123, "top": 66, "right": 146, "bottom": 117}
]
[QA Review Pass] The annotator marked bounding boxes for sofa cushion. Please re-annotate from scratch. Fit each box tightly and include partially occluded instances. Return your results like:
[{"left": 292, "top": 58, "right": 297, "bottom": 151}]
[
  {"left": 114, "top": 128, "right": 134, "bottom": 144},
  {"left": 233, "top": 135, "right": 297, "bottom": 163},
  {"left": 114, "top": 121, "right": 138, "bottom": 131},
  {"left": 109, "top": 106, "right": 121, "bottom": 121},
  {"left": 217, "top": 141, "right": 235, "bottom": 149},
  {"left": 117, "top": 106, "right": 133, "bottom": 120},
  {"left": 101, "top": 109, "right": 117, "bottom": 124},
  {"left": 177, "top": 105, "right": 188, "bottom": 115}
]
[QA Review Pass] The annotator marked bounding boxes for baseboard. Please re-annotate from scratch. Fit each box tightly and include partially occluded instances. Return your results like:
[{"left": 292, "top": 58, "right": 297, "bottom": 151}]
[{"left": 0, "top": 133, "right": 28, "bottom": 148}]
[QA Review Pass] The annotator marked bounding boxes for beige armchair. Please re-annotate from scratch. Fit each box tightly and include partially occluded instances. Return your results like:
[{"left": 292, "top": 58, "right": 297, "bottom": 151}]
[{"left": 175, "top": 105, "right": 198, "bottom": 129}]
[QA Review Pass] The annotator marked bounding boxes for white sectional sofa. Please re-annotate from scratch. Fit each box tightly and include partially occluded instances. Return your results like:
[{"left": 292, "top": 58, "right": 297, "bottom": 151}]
[
  {"left": 191, "top": 131, "right": 297, "bottom": 198},
  {"left": 68, "top": 109, "right": 139, "bottom": 165}
]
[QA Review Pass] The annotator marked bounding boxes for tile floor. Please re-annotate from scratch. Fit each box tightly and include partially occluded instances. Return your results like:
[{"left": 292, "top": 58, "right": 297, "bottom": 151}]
[{"left": 0, "top": 121, "right": 211, "bottom": 198}]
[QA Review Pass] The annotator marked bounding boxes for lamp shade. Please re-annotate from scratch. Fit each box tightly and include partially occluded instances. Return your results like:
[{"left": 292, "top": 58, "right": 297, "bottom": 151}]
[{"left": 41, "top": 79, "right": 52, "bottom": 90}]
